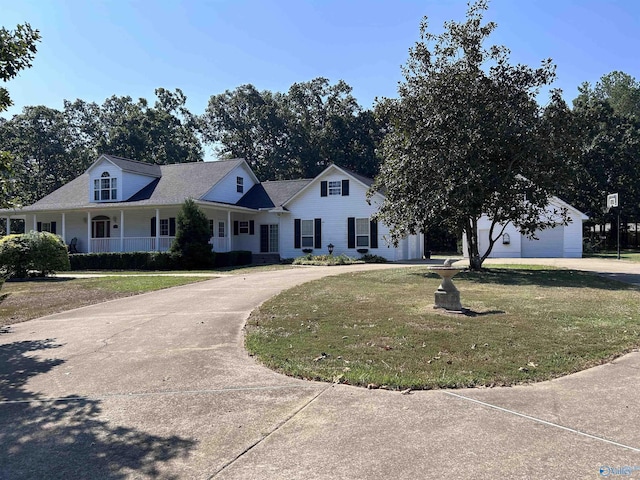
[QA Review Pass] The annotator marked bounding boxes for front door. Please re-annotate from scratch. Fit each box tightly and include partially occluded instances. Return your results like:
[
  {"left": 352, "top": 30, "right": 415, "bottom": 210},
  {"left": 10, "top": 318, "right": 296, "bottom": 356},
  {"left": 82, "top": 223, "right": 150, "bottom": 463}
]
[
  {"left": 260, "top": 224, "right": 279, "bottom": 253},
  {"left": 92, "top": 216, "right": 111, "bottom": 238}
]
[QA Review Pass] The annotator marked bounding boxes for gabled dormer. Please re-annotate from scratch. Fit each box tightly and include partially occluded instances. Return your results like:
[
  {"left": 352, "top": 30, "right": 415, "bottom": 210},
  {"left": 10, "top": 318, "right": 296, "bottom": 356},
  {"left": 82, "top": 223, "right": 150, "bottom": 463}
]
[
  {"left": 86, "top": 154, "right": 162, "bottom": 203},
  {"left": 201, "top": 159, "right": 259, "bottom": 204}
]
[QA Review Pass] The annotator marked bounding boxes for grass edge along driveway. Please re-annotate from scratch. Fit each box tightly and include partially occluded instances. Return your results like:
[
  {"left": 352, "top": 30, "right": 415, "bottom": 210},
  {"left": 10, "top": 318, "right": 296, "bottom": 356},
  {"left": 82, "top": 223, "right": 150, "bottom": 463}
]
[{"left": 245, "top": 265, "right": 640, "bottom": 390}]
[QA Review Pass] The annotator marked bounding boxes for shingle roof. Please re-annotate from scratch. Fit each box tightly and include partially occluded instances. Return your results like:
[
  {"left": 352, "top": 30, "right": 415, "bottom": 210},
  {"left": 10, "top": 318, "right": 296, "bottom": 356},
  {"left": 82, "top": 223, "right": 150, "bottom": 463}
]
[
  {"left": 18, "top": 159, "right": 246, "bottom": 212},
  {"left": 99, "top": 154, "right": 162, "bottom": 177},
  {"left": 262, "top": 179, "right": 313, "bottom": 207}
]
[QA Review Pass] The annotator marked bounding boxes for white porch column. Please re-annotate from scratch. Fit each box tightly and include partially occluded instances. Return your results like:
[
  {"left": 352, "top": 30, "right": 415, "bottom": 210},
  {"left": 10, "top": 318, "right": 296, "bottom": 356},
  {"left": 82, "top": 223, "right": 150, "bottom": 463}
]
[
  {"left": 33, "top": 215, "right": 37, "bottom": 232},
  {"left": 277, "top": 213, "right": 282, "bottom": 255},
  {"left": 227, "top": 211, "right": 231, "bottom": 252},
  {"left": 5, "top": 217, "right": 9, "bottom": 235},
  {"left": 87, "top": 212, "right": 92, "bottom": 253},
  {"left": 120, "top": 210, "right": 124, "bottom": 252},
  {"left": 61, "top": 213, "right": 66, "bottom": 243},
  {"left": 155, "top": 208, "right": 160, "bottom": 252}
]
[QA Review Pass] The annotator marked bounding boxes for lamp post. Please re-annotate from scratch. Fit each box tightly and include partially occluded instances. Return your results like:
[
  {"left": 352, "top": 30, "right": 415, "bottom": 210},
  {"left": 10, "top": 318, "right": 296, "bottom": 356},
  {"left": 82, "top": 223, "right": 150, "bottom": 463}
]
[{"left": 327, "top": 243, "right": 334, "bottom": 255}]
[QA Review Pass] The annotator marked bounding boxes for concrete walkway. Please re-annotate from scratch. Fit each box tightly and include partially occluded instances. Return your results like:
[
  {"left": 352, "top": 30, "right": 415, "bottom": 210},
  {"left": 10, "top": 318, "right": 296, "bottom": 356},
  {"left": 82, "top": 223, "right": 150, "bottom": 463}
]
[{"left": 0, "top": 260, "right": 639, "bottom": 479}]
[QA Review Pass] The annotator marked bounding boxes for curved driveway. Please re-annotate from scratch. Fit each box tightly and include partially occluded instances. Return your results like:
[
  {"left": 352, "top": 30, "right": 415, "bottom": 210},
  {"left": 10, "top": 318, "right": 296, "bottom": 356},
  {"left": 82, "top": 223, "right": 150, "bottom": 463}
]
[{"left": 1, "top": 260, "right": 639, "bottom": 479}]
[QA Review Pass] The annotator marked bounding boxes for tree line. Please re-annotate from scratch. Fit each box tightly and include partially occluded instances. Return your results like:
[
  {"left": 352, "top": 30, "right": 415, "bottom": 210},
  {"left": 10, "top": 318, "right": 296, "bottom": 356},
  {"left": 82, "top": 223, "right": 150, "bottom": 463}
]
[{"left": 1, "top": 2, "right": 639, "bottom": 267}]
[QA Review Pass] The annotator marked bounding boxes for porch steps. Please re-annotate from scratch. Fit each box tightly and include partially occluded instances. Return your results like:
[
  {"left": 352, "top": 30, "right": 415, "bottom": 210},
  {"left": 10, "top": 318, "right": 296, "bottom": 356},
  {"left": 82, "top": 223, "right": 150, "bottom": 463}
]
[{"left": 252, "top": 253, "right": 281, "bottom": 265}]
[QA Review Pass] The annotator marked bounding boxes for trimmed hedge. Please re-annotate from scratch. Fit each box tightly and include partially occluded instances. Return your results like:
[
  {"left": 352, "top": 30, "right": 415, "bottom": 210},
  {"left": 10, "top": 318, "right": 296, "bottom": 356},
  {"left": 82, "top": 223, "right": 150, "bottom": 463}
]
[{"left": 69, "top": 250, "right": 252, "bottom": 271}]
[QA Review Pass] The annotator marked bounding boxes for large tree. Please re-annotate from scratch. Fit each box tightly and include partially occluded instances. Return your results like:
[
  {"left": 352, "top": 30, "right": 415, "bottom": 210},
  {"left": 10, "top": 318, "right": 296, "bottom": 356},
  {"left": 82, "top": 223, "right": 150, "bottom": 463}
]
[
  {"left": 371, "top": 0, "right": 572, "bottom": 270},
  {"left": 200, "top": 78, "right": 382, "bottom": 180},
  {"left": 0, "top": 23, "right": 41, "bottom": 113},
  {"left": 66, "top": 88, "right": 203, "bottom": 165},
  {"left": 566, "top": 76, "right": 640, "bottom": 246},
  {"left": 0, "top": 106, "right": 94, "bottom": 204},
  {"left": 0, "top": 23, "right": 41, "bottom": 209}
]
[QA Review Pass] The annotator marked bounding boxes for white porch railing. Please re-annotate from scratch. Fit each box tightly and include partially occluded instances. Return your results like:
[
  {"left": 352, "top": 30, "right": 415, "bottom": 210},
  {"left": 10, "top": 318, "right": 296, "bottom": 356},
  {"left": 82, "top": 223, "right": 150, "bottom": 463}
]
[
  {"left": 90, "top": 236, "right": 229, "bottom": 253},
  {"left": 90, "top": 236, "right": 176, "bottom": 253},
  {"left": 210, "top": 237, "right": 228, "bottom": 252}
]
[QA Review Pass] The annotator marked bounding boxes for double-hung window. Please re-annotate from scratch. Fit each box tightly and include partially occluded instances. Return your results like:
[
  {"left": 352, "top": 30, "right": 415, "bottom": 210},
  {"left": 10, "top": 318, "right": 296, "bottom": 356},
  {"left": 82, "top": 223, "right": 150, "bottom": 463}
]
[
  {"left": 301, "top": 220, "right": 314, "bottom": 248},
  {"left": 237, "top": 176, "right": 244, "bottom": 193},
  {"left": 356, "top": 218, "right": 370, "bottom": 247},
  {"left": 328, "top": 181, "right": 341, "bottom": 196}
]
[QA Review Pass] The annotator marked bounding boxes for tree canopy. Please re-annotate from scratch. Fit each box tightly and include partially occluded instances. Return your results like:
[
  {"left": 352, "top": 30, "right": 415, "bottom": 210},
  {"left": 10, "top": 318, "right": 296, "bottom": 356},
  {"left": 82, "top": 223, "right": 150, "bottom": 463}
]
[
  {"left": 371, "top": 0, "right": 571, "bottom": 270},
  {"left": 0, "top": 23, "right": 41, "bottom": 113},
  {"left": 200, "top": 78, "right": 382, "bottom": 180},
  {"left": 0, "top": 88, "right": 203, "bottom": 204},
  {"left": 564, "top": 72, "right": 640, "bottom": 237},
  {"left": 0, "top": 23, "right": 41, "bottom": 209}
]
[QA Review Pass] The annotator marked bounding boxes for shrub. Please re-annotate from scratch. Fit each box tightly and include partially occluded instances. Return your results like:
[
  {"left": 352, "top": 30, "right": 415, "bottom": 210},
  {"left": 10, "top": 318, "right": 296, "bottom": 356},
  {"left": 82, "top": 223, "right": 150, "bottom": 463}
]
[
  {"left": 0, "top": 234, "right": 31, "bottom": 278},
  {"left": 27, "top": 231, "right": 70, "bottom": 276},
  {"left": 292, "top": 254, "right": 362, "bottom": 266},
  {"left": 360, "top": 253, "right": 388, "bottom": 263},
  {"left": 170, "top": 199, "right": 214, "bottom": 269},
  {"left": 0, "top": 232, "right": 70, "bottom": 278}
]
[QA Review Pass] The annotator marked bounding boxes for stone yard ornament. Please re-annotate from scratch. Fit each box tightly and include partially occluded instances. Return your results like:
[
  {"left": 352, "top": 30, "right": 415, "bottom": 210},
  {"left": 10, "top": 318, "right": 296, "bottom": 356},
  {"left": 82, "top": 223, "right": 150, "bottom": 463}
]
[{"left": 428, "top": 258, "right": 465, "bottom": 312}]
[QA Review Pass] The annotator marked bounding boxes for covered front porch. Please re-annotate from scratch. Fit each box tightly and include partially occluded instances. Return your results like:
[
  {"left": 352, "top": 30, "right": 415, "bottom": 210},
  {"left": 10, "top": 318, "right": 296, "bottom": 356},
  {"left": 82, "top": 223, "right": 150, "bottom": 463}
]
[{"left": 2, "top": 202, "right": 257, "bottom": 254}]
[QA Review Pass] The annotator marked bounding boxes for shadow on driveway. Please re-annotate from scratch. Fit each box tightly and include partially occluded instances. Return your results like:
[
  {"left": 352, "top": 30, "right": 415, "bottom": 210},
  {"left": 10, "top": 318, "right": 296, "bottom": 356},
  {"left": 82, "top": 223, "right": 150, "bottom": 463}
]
[{"left": 0, "top": 334, "right": 197, "bottom": 480}]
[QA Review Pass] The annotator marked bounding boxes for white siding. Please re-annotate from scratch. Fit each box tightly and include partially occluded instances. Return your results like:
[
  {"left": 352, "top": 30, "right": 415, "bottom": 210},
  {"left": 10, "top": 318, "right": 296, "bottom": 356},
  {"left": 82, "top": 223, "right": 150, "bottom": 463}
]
[
  {"left": 87, "top": 159, "right": 156, "bottom": 203},
  {"left": 464, "top": 198, "right": 585, "bottom": 259},
  {"left": 203, "top": 163, "right": 257, "bottom": 204},
  {"left": 563, "top": 214, "right": 583, "bottom": 258},
  {"left": 88, "top": 161, "right": 122, "bottom": 202},
  {"left": 278, "top": 169, "right": 422, "bottom": 261},
  {"left": 121, "top": 172, "right": 157, "bottom": 201}
]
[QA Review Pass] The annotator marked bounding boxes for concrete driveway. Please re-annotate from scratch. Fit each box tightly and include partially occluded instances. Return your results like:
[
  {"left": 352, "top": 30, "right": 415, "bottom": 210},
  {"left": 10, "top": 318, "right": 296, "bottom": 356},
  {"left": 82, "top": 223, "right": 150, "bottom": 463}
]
[{"left": 1, "top": 260, "right": 639, "bottom": 479}]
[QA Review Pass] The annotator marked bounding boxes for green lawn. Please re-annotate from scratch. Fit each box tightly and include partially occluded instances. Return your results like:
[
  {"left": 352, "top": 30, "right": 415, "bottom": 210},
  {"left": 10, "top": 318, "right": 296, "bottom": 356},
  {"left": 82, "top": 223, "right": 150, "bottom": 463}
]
[{"left": 245, "top": 266, "right": 640, "bottom": 390}]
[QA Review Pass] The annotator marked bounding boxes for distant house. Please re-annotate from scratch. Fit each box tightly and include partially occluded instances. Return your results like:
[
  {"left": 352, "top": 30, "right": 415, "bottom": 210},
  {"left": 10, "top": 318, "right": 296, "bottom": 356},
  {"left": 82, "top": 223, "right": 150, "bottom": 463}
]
[
  {"left": 462, "top": 196, "right": 588, "bottom": 258},
  {"left": 0, "top": 155, "right": 423, "bottom": 261}
]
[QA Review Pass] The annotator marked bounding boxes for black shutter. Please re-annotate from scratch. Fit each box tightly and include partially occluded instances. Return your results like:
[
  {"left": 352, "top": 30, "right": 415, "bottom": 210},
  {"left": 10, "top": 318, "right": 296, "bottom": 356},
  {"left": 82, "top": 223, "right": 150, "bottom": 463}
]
[
  {"left": 342, "top": 179, "right": 349, "bottom": 196},
  {"left": 294, "top": 219, "right": 301, "bottom": 249},
  {"left": 169, "top": 218, "right": 176, "bottom": 236},
  {"left": 233, "top": 221, "right": 239, "bottom": 236},
  {"left": 50, "top": 221, "right": 57, "bottom": 234},
  {"left": 260, "top": 225, "right": 269, "bottom": 252},
  {"left": 249, "top": 220, "right": 255, "bottom": 235},
  {"left": 37, "top": 222, "right": 42, "bottom": 232},
  {"left": 151, "top": 217, "right": 156, "bottom": 237},
  {"left": 347, "top": 217, "right": 356, "bottom": 249},
  {"left": 320, "top": 181, "right": 328, "bottom": 197},
  {"left": 370, "top": 220, "right": 378, "bottom": 248},
  {"left": 314, "top": 218, "right": 322, "bottom": 249}
]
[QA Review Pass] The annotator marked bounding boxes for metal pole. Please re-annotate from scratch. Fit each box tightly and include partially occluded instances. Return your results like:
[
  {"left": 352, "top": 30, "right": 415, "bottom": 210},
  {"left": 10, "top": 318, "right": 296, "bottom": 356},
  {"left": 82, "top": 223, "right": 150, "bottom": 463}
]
[{"left": 617, "top": 209, "right": 621, "bottom": 260}]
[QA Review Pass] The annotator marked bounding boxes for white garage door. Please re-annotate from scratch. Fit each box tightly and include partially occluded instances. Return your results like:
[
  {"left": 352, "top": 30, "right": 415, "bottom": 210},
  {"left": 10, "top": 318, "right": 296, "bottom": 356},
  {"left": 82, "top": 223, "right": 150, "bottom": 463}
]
[{"left": 521, "top": 226, "right": 564, "bottom": 258}]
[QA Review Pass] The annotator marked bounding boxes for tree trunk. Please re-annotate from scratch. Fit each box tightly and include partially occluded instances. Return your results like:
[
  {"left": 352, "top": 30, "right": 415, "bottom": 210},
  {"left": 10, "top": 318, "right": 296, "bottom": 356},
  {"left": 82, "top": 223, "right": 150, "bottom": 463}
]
[{"left": 465, "top": 216, "right": 484, "bottom": 271}]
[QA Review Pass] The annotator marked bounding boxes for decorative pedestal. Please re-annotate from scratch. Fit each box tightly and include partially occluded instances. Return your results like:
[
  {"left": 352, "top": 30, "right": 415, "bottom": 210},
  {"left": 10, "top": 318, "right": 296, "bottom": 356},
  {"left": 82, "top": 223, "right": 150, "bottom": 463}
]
[{"left": 428, "top": 266, "right": 463, "bottom": 312}]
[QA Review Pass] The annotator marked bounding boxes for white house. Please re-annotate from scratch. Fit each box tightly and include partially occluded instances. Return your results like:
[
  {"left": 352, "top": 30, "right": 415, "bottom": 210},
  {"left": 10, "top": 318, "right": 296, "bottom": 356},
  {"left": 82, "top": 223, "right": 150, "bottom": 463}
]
[
  {"left": 462, "top": 197, "right": 588, "bottom": 258},
  {"left": 0, "top": 155, "right": 423, "bottom": 262}
]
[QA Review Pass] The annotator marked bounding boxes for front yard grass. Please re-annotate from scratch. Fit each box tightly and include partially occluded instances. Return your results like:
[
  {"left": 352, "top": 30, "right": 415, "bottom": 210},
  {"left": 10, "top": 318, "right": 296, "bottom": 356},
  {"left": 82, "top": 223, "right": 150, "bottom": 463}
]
[
  {"left": 585, "top": 250, "right": 640, "bottom": 262},
  {"left": 245, "top": 266, "right": 640, "bottom": 390},
  {"left": 0, "top": 276, "right": 210, "bottom": 327}
]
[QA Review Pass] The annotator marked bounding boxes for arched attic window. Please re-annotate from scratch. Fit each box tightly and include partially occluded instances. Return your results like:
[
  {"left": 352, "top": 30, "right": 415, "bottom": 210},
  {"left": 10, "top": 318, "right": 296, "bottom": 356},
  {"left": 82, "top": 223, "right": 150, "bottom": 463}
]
[{"left": 93, "top": 171, "right": 118, "bottom": 201}]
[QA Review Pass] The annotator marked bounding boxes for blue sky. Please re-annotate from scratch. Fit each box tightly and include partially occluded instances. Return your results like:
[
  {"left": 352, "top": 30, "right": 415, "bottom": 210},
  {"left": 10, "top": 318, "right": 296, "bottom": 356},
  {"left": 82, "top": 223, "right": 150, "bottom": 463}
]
[{"left": 2, "top": 0, "right": 639, "bottom": 123}]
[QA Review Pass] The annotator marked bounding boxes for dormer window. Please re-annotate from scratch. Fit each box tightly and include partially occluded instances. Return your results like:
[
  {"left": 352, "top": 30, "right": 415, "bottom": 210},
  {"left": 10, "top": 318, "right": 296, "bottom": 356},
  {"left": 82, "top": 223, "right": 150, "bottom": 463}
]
[
  {"left": 237, "top": 176, "right": 244, "bottom": 193},
  {"left": 328, "top": 181, "right": 341, "bottom": 196},
  {"left": 94, "top": 172, "right": 117, "bottom": 201}
]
